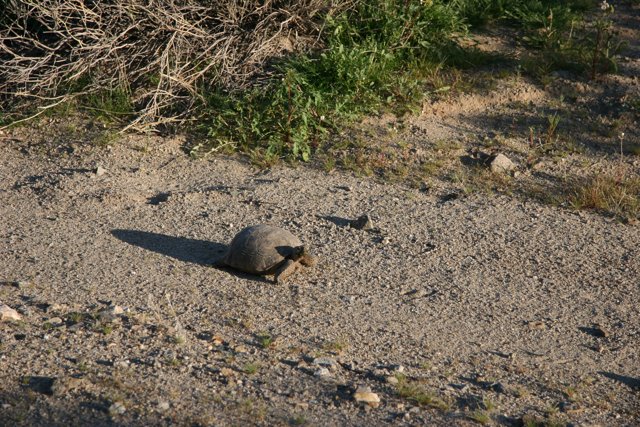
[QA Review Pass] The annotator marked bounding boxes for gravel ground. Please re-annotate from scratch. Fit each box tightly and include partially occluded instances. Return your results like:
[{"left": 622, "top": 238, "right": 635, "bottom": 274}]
[
  {"left": 0, "top": 131, "right": 638, "bottom": 426},
  {"left": 1, "top": 5, "right": 639, "bottom": 425}
]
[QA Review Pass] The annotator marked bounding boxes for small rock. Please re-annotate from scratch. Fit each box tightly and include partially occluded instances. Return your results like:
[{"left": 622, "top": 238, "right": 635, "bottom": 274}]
[
  {"left": 220, "top": 368, "right": 235, "bottom": 377},
  {"left": 0, "top": 304, "right": 22, "bottom": 322},
  {"left": 353, "top": 386, "right": 381, "bottom": 408},
  {"left": 490, "top": 153, "right": 516, "bottom": 173},
  {"left": 491, "top": 382, "right": 507, "bottom": 394},
  {"left": 95, "top": 166, "right": 107, "bottom": 176},
  {"left": 351, "top": 214, "right": 374, "bottom": 230},
  {"left": 157, "top": 401, "right": 170, "bottom": 412},
  {"left": 527, "top": 320, "right": 547, "bottom": 330},
  {"left": 109, "top": 401, "right": 126, "bottom": 415},
  {"left": 98, "top": 305, "right": 124, "bottom": 322},
  {"left": 593, "top": 324, "right": 609, "bottom": 338},
  {"left": 560, "top": 401, "right": 584, "bottom": 414},
  {"left": 47, "top": 317, "right": 64, "bottom": 326},
  {"left": 313, "top": 357, "right": 337, "bottom": 368},
  {"left": 314, "top": 367, "right": 331, "bottom": 377},
  {"left": 232, "top": 344, "right": 249, "bottom": 354},
  {"left": 114, "top": 359, "right": 130, "bottom": 369},
  {"left": 386, "top": 376, "right": 399, "bottom": 385},
  {"left": 46, "top": 303, "right": 63, "bottom": 313}
]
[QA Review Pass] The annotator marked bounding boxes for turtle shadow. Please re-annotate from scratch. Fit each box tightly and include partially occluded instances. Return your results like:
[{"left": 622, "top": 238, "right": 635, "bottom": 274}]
[{"left": 111, "top": 229, "right": 226, "bottom": 266}]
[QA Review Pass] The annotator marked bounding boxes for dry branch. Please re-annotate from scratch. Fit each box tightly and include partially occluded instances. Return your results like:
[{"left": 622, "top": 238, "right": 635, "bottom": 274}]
[{"left": 0, "top": 0, "right": 348, "bottom": 131}]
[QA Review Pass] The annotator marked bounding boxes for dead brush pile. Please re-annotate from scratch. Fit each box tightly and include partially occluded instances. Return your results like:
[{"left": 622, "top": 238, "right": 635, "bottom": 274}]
[{"left": 0, "top": 0, "right": 348, "bottom": 130}]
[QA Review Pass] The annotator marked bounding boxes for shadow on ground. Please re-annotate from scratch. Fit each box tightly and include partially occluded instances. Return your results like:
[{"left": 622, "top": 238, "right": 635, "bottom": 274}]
[
  {"left": 111, "top": 229, "right": 225, "bottom": 266},
  {"left": 599, "top": 372, "right": 640, "bottom": 390},
  {"left": 111, "top": 229, "right": 273, "bottom": 283}
]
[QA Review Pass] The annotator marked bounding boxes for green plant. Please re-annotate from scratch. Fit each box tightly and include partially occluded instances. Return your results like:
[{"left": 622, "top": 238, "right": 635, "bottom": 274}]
[
  {"left": 256, "top": 332, "right": 275, "bottom": 349},
  {"left": 195, "top": 0, "right": 466, "bottom": 160},
  {"left": 469, "top": 410, "right": 491, "bottom": 424},
  {"left": 98, "top": 323, "right": 114, "bottom": 335},
  {"left": 567, "top": 172, "right": 640, "bottom": 220},
  {"left": 68, "top": 312, "right": 85, "bottom": 324},
  {"left": 396, "top": 377, "right": 451, "bottom": 411},
  {"left": 322, "top": 339, "right": 348, "bottom": 353},
  {"left": 589, "top": 1, "right": 624, "bottom": 79},
  {"left": 243, "top": 363, "right": 260, "bottom": 375},
  {"left": 289, "top": 414, "right": 307, "bottom": 425}
]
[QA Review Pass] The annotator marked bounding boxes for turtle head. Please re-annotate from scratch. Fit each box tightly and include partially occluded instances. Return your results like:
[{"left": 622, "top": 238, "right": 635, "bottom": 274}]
[{"left": 291, "top": 245, "right": 316, "bottom": 267}]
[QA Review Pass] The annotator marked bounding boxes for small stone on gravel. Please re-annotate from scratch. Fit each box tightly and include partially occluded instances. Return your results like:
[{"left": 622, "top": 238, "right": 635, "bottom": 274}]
[
  {"left": 353, "top": 386, "right": 381, "bottom": 408},
  {"left": 109, "top": 401, "right": 126, "bottom": 415},
  {"left": 351, "top": 214, "right": 374, "bottom": 230},
  {"left": 47, "top": 317, "right": 64, "bottom": 326},
  {"left": 98, "top": 305, "right": 124, "bottom": 322},
  {"left": 313, "top": 357, "right": 337, "bottom": 368},
  {"left": 490, "top": 153, "right": 516, "bottom": 173},
  {"left": 314, "top": 367, "right": 331, "bottom": 377},
  {"left": 0, "top": 303, "right": 22, "bottom": 322}
]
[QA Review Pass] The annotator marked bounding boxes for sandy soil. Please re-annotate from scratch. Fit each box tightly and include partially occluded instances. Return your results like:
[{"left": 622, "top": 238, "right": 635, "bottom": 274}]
[{"left": 1, "top": 5, "right": 639, "bottom": 427}]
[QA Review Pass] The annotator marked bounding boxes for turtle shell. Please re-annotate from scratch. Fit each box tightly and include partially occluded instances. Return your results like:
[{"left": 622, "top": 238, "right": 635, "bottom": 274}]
[{"left": 224, "top": 224, "right": 302, "bottom": 274}]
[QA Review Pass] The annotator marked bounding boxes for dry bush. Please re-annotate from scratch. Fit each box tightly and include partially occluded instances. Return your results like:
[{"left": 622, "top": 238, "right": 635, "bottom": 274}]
[{"left": 0, "top": 0, "right": 349, "bottom": 130}]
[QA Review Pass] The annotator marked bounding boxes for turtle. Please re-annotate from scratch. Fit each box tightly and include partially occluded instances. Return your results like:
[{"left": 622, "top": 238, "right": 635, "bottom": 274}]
[{"left": 214, "top": 224, "right": 316, "bottom": 283}]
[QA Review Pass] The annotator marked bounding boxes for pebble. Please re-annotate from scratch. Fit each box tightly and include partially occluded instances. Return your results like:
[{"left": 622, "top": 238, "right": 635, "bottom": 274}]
[
  {"left": 490, "top": 153, "right": 516, "bottom": 173},
  {"left": 386, "top": 376, "right": 399, "bottom": 385},
  {"left": 0, "top": 304, "right": 22, "bottom": 322},
  {"left": 109, "top": 401, "right": 126, "bottom": 415},
  {"left": 351, "top": 214, "right": 374, "bottom": 230},
  {"left": 98, "top": 305, "right": 124, "bottom": 322},
  {"left": 47, "top": 317, "right": 64, "bottom": 326},
  {"left": 95, "top": 166, "right": 107, "bottom": 176},
  {"left": 46, "top": 303, "right": 63, "bottom": 313},
  {"left": 593, "top": 323, "right": 609, "bottom": 338},
  {"left": 114, "top": 359, "right": 130, "bottom": 369},
  {"left": 220, "top": 368, "right": 235, "bottom": 377},
  {"left": 314, "top": 367, "right": 331, "bottom": 377},
  {"left": 313, "top": 357, "right": 337, "bottom": 368},
  {"left": 353, "top": 386, "right": 381, "bottom": 408},
  {"left": 157, "top": 401, "right": 170, "bottom": 411},
  {"left": 527, "top": 320, "right": 547, "bottom": 330},
  {"left": 232, "top": 344, "right": 249, "bottom": 354}
]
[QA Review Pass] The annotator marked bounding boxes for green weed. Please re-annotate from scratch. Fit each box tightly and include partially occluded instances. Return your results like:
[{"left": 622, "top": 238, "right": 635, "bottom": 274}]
[
  {"left": 256, "top": 332, "right": 275, "bottom": 349},
  {"left": 194, "top": 0, "right": 465, "bottom": 160},
  {"left": 243, "top": 363, "right": 260, "bottom": 375},
  {"left": 395, "top": 376, "right": 451, "bottom": 411}
]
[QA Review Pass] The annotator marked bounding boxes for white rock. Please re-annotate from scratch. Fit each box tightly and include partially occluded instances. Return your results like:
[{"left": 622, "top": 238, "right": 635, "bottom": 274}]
[
  {"left": 314, "top": 367, "right": 331, "bottom": 377},
  {"left": 354, "top": 386, "right": 381, "bottom": 407},
  {"left": 96, "top": 166, "right": 107, "bottom": 176},
  {"left": 47, "top": 317, "right": 64, "bottom": 326},
  {"left": 490, "top": 153, "right": 516, "bottom": 173},
  {"left": 98, "top": 305, "right": 124, "bottom": 322},
  {"left": 0, "top": 304, "right": 21, "bottom": 322},
  {"left": 109, "top": 401, "right": 126, "bottom": 415},
  {"left": 386, "top": 376, "right": 399, "bottom": 385},
  {"left": 157, "top": 401, "right": 170, "bottom": 411}
]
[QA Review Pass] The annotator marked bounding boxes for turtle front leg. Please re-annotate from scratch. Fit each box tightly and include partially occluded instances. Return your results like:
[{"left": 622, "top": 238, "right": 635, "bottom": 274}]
[{"left": 274, "top": 259, "right": 299, "bottom": 284}]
